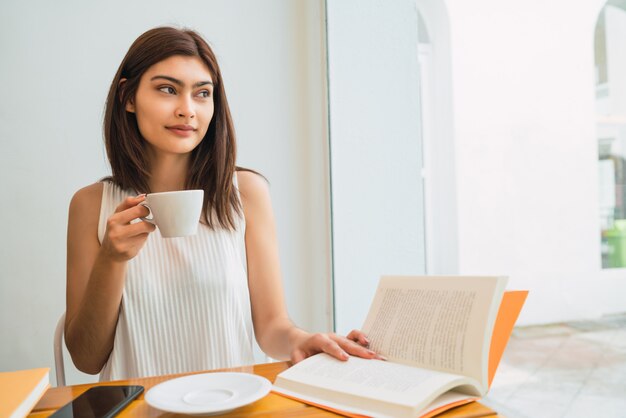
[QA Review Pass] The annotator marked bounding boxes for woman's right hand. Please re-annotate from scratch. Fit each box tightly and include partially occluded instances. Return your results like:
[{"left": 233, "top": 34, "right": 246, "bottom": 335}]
[{"left": 100, "top": 195, "right": 156, "bottom": 262}]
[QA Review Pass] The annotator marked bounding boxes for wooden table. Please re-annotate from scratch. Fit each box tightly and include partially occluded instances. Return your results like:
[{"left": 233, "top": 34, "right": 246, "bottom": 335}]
[{"left": 30, "top": 362, "right": 501, "bottom": 417}]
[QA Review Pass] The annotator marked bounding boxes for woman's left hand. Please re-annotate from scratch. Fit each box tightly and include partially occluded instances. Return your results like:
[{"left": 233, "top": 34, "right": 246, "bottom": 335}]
[{"left": 291, "top": 329, "right": 384, "bottom": 364}]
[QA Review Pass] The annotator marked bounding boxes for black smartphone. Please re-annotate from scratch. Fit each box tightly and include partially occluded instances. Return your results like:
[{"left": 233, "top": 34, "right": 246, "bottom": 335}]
[{"left": 49, "top": 385, "right": 144, "bottom": 418}]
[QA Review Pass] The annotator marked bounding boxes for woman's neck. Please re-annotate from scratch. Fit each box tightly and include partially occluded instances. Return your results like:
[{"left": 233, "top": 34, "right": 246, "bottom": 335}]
[{"left": 147, "top": 153, "right": 190, "bottom": 192}]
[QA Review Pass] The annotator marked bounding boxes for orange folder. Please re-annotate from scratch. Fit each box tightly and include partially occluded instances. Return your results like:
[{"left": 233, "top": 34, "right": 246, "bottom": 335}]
[
  {"left": 0, "top": 368, "right": 50, "bottom": 418},
  {"left": 488, "top": 290, "right": 528, "bottom": 386}
]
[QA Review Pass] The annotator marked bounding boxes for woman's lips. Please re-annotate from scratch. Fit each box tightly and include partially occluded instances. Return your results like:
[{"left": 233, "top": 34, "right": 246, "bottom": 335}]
[{"left": 166, "top": 126, "right": 195, "bottom": 137}]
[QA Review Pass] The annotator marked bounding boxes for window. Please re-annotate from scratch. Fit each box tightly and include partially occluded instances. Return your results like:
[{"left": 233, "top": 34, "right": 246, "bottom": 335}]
[{"left": 596, "top": 1, "right": 626, "bottom": 268}]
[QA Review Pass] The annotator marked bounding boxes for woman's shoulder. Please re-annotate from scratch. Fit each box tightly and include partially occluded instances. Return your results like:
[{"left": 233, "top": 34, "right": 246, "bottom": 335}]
[
  {"left": 71, "top": 182, "right": 104, "bottom": 204},
  {"left": 236, "top": 169, "right": 267, "bottom": 191},
  {"left": 235, "top": 169, "right": 271, "bottom": 219},
  {"left": 69, "top": 182, "right": 104, "bottom": 220}
]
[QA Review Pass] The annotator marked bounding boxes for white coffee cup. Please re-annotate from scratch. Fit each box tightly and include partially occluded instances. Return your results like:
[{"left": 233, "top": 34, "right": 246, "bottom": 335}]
[{"left": 141, "top": 190, "right": 204, "bottom": 238}]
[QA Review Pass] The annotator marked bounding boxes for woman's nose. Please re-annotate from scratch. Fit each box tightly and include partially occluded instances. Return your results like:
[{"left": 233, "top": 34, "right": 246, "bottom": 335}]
[{"left": 176, "top": 96, "right": 195, "bottom": 119}]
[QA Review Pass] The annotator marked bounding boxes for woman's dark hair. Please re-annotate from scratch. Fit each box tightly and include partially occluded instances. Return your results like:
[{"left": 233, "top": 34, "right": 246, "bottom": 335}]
[{"left": 103, "top": 26, "right": 246, "bottom": 230}]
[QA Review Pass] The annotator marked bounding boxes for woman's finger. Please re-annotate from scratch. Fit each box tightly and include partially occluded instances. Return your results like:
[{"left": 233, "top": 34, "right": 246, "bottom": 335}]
[
  {"left": 114, "top": 195, "right": 146, "bottom": 213},
  {"left": 319, "top": 337, "right": 349, "bottom": 361},
  {"left": 346, "top": 329, "right": 370, "bottom": 347},
  {"left": 125, "top": 218, "right": 156, "bottom": 237},
  {"left": 336, "top": 337, "right": 378, "bottom": 359},
  {"left": 112, "top": 203, "right": 151, "bottom": 225},
  {"left": 335, "top": 334, "right": 387, "bottom": 360}
]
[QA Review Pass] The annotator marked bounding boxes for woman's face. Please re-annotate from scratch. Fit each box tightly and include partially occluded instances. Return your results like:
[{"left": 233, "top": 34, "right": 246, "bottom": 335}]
[{"left": 126, "top": 55, "right": 214, "bottom": 158}]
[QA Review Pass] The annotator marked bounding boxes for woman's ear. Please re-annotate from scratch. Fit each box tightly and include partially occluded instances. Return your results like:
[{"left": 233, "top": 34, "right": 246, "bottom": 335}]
[{"left": 119, "top": 78, "right": 135, "bottom": 113}]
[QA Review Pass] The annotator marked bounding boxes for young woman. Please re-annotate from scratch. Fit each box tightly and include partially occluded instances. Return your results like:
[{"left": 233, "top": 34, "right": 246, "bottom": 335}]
[{"left": 65, "top": 26, "right": 379, "bottom": 381}]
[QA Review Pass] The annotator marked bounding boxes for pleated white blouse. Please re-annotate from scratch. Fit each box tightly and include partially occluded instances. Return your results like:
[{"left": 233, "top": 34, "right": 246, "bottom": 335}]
[{"left": 97, "top": 178, "right": 255, "bottom": 381}]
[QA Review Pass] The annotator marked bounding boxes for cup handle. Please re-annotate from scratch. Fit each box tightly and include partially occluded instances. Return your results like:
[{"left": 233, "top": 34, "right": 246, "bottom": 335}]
[{"left": 139, "top": 202, "right": 155, "bottom": 224}]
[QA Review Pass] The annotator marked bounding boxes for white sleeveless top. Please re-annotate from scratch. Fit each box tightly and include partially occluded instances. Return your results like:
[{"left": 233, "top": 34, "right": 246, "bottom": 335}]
[{"left": 98, "top": 179, "right": 255, "bottom": 381}]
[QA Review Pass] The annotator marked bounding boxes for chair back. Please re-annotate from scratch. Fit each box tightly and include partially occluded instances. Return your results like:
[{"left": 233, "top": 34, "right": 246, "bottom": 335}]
[{"left": 54, "top": 313, "right": 66, "bottom": 387}]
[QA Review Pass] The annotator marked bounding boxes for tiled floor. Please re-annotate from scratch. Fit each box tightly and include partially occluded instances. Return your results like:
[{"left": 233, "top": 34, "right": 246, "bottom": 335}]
[{"left": 482, "top": 313, "right": 626, "bottom": 418}]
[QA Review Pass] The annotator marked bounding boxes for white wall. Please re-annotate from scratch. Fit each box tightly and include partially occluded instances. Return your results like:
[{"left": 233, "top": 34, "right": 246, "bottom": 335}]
[
  {"left": 0, "top": 0, "right": 331, "bottom": 384},
  {"left": 414, "top": 0, "right": 458, "bottom": 275},
  {"left": 442, "top": 0, "right": 625, "bottom": 324},
  {"left": 326, "top": 0, "right": 427, "bottom": 335}
]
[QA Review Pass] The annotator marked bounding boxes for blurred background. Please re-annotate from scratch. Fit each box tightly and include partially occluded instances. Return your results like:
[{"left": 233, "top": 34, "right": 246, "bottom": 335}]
[{"left": 1, "top": 0, "right": 624, "bottom": 402}]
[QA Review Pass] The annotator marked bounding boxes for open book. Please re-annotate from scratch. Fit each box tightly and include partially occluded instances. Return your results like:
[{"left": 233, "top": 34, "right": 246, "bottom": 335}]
[{"left": 273, "top": 276, "right": 527, "bottom": 418}]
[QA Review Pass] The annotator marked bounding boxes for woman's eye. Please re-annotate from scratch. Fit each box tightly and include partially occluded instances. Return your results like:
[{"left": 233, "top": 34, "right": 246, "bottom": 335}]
[
  {"left": 197, "top": 90, "right": 211, "bottom": 98},
  {"left": 158, "top": 86, "right": 176, "bottom": 94}
]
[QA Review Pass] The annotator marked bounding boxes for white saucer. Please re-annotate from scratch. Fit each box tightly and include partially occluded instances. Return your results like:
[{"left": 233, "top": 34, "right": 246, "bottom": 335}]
[{"left": 145, "top": 372, "right": 272, "bottom": 415}]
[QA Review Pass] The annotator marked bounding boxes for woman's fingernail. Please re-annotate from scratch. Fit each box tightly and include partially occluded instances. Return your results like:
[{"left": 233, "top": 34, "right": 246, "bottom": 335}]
[
  {"left": 367, "top": 349, "right": 376, "bottom": 355},
  {"left": 377, "top": 355, "right": 388, "bottom": 361},
  {"left": 136, "top": 193, "right": 146, "bottom": 198},
  {"left": 342, "top": 351, "right": 349, "bottom": 359}
]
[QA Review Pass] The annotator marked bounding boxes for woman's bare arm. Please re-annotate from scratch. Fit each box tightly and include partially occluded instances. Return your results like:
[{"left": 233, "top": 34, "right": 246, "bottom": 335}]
[
  {"left": 238, "top": 171, "right": 378, "bottom": 363},
  {"left": 65, "top": 184, "right": 154, "bottom": 374}
]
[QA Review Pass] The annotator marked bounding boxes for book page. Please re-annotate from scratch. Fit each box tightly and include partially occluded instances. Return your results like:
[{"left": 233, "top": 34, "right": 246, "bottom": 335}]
[
  {"left": 362, "top": 276, "right": 507, "bottom": 389},
  {"left": 274, "top": 354, "right": 478, "bottom": 417}
]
